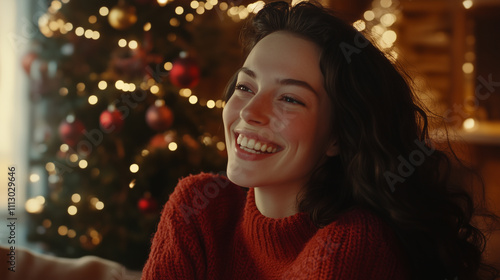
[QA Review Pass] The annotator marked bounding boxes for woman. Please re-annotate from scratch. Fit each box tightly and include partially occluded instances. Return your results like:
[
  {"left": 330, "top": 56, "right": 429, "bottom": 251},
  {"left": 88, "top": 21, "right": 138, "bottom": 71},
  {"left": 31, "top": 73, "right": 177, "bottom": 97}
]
[{"left": 142, "top": 1, "right": 497, "bottom": 279}]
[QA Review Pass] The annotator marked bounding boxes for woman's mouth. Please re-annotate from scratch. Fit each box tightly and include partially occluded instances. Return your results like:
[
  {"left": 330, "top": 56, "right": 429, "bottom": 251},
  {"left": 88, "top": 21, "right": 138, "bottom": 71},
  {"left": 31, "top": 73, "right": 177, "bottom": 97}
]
[{"left": 234, "top": 133, "right": 282, "bottom": 157}]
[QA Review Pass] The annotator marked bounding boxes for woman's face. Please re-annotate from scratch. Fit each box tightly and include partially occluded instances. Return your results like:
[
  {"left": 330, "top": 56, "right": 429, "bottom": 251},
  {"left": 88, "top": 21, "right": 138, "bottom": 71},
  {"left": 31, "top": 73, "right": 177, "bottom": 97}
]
[{"left": 223, "top": 31, "right": 338, "bottom": 190}]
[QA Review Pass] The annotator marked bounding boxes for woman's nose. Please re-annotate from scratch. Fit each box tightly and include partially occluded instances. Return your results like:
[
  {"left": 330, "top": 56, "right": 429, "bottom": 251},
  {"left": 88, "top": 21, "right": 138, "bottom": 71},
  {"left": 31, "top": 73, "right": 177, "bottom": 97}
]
[{"left": 240, "top": 93, "right": 271, "bottom": 126}]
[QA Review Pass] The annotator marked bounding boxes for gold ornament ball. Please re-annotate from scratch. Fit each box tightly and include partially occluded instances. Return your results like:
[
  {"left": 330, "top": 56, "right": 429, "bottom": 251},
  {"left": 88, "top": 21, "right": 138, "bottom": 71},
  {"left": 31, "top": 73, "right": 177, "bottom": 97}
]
[{"left": 108, "top": 4, "right": 138, "bottom": 30}]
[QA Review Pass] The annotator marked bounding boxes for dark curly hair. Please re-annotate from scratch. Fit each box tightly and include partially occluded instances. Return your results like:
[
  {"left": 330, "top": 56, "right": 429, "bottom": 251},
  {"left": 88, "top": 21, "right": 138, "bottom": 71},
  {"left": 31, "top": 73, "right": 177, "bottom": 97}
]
[{"left": 223, "top": 1, "right": 498, "bottom": 279}]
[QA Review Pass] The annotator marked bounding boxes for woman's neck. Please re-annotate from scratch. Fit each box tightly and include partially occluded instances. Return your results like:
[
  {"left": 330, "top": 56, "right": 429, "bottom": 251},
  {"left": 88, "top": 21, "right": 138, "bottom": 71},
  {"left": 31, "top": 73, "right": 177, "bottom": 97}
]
[{"left": 253, "top": 185, "right": 301, "bottom": 219}]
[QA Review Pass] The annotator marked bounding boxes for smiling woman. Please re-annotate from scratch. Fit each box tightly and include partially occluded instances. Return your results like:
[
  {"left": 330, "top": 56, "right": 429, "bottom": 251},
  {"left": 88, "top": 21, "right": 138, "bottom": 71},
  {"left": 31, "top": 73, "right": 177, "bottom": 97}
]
[{"left": 141, "top": 1, "right": 499, "bottom": 280}]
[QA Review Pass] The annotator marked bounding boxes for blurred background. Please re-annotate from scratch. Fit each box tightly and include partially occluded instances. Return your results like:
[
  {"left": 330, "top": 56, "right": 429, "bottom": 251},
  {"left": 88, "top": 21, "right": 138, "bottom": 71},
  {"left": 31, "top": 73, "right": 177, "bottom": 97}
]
[{"left": 0, "top": 0, "right": 498, "bottom": 271}]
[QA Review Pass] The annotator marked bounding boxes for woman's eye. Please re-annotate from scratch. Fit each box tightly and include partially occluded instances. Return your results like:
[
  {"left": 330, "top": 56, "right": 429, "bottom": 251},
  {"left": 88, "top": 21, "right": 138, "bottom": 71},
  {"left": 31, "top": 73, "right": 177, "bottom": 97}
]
[
  {"left": 235, "top": 84, "right": 253, "bottom": 93},
  {"left": 280, "top": 95, "right": 305, "bottom": 106}
]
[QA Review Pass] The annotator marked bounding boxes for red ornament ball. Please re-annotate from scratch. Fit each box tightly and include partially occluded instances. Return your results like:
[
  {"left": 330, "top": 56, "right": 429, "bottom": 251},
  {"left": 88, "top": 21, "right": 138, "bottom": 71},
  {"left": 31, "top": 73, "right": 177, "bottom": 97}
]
[
  {"left": 169, "top": 57, "right": 200, "bottom": 88},
  {"left": 138, "top": 196, "right": 159, "bottom": 214},
  {"left": 58, "top": 119, "right": 85, "bottom": 147},
  {"left": 146, "top": 103, "right": 174, "bottom": 131},
  {"left": 99, "top": 109, "right": 124, "bottom": 133}
]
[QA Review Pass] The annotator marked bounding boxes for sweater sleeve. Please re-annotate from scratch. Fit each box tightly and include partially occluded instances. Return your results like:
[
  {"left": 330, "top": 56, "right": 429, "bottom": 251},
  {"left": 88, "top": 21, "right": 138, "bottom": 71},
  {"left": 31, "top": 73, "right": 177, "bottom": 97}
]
[
  {"left": 141, "top": 174, "right": 211, "bottom": 280},
  {"left": 284, "top": 208, "right": 409, "bottom": 280}
]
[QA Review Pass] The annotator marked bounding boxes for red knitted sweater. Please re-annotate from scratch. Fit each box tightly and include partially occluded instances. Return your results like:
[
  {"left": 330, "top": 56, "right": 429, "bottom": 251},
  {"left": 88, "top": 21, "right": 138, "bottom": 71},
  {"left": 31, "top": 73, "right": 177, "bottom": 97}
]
[{"left": 141, "top": 173, "right": 410, "bottom": 279}]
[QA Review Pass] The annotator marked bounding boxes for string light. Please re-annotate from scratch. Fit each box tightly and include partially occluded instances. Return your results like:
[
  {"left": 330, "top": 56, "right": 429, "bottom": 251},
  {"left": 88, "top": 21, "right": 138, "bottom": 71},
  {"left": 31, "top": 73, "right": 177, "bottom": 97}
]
[
  {"left": 118, "top": 39, "right": 127, "bottom": 47},
  {"left": 128, "top": 40, "right": 138, "bottom": 49},
  {"left": 216, "top": 142, "right": 226, "bottom": 151},
  {"left": 175, "top": 6, "right": 184, "bottom": 15},
  {"left": 30, "top": 173, "right": 40, "bottom": 183},
  {"left": 78, "top": 159, "right": 88, "bottom": 169},
  {"left": 71, "top": 193, "right": 81, "bottom": 203},
  {"left": 462, "top": 62, "right": 474, "bottom": 74},
  {"left": 188, "top": 95, "right": 198, "bottom": 104},
  {"left": 99, "top": 6, "right": 109, "bottom": 16},
  {"left": 75, "top": 27, "right": 84, "bottom": 36},
  {"left": 130, "top": 164, "right": 139, "bottom": 173},
  {"left": 88, "top": 15, "right": 97, "bottom": 24},
  {"left": 68, "top": 205, "right": 78, "bottom": 215},
  {"left": 463, "top": 118, "right": 476, "bottom": 130},
  {"left": 88, "top": 95, "right": 98, "bottom": 105},
  {"left": 98, "top": 80, "right": 107, "bottom": 90},
  {"left": 463, "top": 0, "right": 473, "bottom": 9},
  {"left": 168, "top": 142, "right": 178, "bottom": 151}
]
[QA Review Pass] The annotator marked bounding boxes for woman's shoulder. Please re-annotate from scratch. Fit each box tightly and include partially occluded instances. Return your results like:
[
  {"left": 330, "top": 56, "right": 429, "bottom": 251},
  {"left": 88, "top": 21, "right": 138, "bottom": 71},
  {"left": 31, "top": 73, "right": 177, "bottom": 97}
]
[{"left": 315, "top": 207, "right": 403, "bottom": 253}]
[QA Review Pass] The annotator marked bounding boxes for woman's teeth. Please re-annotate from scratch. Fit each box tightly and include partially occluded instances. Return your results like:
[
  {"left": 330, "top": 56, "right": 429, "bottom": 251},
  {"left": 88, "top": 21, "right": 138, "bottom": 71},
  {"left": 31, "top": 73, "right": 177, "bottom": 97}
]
[{"left": 237, "top": 134, "right": 278, "bottom": 154}]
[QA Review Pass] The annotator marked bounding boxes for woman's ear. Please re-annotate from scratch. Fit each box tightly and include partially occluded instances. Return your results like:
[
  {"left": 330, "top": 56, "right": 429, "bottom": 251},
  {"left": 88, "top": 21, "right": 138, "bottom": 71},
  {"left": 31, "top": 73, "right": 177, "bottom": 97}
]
[{"left": 326, "top": 140, "right": 339, "bottom": 157}]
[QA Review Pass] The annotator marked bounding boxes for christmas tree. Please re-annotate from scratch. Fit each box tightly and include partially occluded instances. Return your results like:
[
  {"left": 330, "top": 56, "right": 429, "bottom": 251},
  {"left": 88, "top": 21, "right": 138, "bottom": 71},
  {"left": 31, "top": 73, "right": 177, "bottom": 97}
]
[{"left": 23, "top": 0, "right": 263, "bottom": 269}]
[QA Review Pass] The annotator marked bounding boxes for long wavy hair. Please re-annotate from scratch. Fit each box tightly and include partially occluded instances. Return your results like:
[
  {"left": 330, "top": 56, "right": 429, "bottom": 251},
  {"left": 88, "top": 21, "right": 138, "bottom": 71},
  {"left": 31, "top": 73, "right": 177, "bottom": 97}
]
[{"left": 223, "top": 1, "right": 498, "bottom": 279}]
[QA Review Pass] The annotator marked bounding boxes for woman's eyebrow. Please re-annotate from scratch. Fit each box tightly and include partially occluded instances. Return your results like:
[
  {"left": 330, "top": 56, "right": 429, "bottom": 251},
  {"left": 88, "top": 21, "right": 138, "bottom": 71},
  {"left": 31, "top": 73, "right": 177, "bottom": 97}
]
[{"left": 238, "top": 67, "right": 318, "bottom": 96}]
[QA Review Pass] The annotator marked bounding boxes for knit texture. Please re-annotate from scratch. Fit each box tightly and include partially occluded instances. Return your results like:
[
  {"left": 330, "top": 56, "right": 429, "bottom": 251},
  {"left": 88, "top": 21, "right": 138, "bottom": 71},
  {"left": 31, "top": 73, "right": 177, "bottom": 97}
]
[{"left": 141, "top": 173, "right": 410, "bottom": 279}]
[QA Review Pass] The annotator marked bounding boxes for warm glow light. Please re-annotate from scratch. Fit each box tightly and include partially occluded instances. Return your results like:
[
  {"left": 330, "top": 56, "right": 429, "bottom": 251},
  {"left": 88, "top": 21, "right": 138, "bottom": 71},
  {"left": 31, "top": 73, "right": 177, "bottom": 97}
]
[
  {"left": 364, "top": 10, "right": 375, "bottom": 21},
  {"left": 372, "top": 25, "right": 386, "bottom": 36},
  {"left": 115, "top": 80, "right": 124, "bottom": 89},
  {"left": 129, "top": 179, "right": 136, "bottom": 189},
  {"left": 219, "top": 2, "right": 228, "bottom": 11},
  {"left": 130, "top": 164, "right": 139, "bottom": 173},
  {"left": 150, "top": 85, "right": 160, "bottom": 94},
  {"left": 196, "top": 7, "right": 205, "bottom": 14},
  {"left": 92, "top": 31, "right": 100, "bottom": 40},
  {"left": 170, "top": 18, "right": 180, "bottom": 27},
  {"left": 164, "top": 62, "right": 173, "bottom": 71},
  {"left": 88, "top": 95, "right": 98, "bottom": 105},
  {"left": 175, "top": 6, "right": 184, "bottom": 15},
  {"left": 463, "top": 118, "right": 476, "bottom": 130},
  {"left": 215, "top": 100, "right": 223, "bottom": 108},
  {"left": 58, "top": 226, "right": 68, "bottom": 236},
  {"left": 207, "top": 100, "right": 215, "bottom": 108},
  {"left": 353, "top": 20, "right": 366, "bottom": 31},
  {"left": 380, "top": 13, "right": 396, "bottom": 27},
  {"left": 185, "top": 13, "right": 194, "bottom": 22},
  {"left": 168, "top": 142, "right": 178, "bottom": 151},
  {"left": 118, "top": 38, "right": 127, "bottom": 47},
  {"left": 95, "top": 201, "right": 104, "bottom": 210},
  {"left": 144, "top": 22, "right": 152, "bottom": 31},
  {"left": 157, "top": 0, "right": 168, "bottom": 6},
  {"left": 69, "top": 154, "right": 79, "bottom": 163},
  {"left": 25, "top": 197, "right": 45, "bottom": 214},
  {"left": 75, "top": 27, "right": 84, "bottom": 36},
  {"left": 88, "top": 15, "right": 97, "bottom": 24},
  {"left": 77, "top": 82, "right": 86, "bottom": 92},
  {"left": 98, "top": 80, "right": 107, "bottom": 90},
  {"left": 462, "top": 62, "right": 474, "bottom": 74},
  {"left": 99, "top": 7, "right": 109, "bottom": 16},
  {"left": 71, "top": 193, "right": 81, "bottom": 203},
  {"left": 79, "top": 159, "right": 88, "bottom": 169},
  {"left": 382, "top": 30, "right": 397, "bottom": 44},
  {"left": 46, "top": 162, "right": 56, "bottom": 172},
  {"left": 463, "top": 0, "right": 473, "bottom": 9},
  {"left": 188, "top": 95, "right": 198, "bottom": 104},
  {"left": 68, "top": 205, "right": 78, "bottom": 215},
  {"left": 60, "top": 144, "right": 69, "bottom": 152},
  {"left": 380, "top": 0, "right": 392, "bottom": 8},
  {"left": 30, "top": 173, "right": 40, "bottom": 183},
  {"left": 128, "top": 40, "right": 138, "bottom": 49},
  {"left": 216, "top": 142, "right": 225, "bottom": 151},
  {"left": 84, "top": 29, "right": 93, "bottom": 39},
  {"left": 180, "top": 88, "right": 192, "bottom": 97},
  {"left": 191, "top": 1, "right": 200, "bottom": 9}
]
